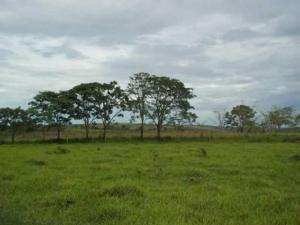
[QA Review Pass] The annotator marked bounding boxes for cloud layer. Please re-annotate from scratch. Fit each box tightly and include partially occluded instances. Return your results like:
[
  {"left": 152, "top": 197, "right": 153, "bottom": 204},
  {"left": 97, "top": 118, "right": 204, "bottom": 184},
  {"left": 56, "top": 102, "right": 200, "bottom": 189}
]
[{"left": 0, "top": 0, "right": 299, "bottom": 123}]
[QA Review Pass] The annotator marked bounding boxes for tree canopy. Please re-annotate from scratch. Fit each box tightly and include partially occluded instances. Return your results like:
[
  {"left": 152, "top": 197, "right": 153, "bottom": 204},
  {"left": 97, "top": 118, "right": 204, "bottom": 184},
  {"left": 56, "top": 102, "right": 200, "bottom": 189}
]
[
  {"left": 146, "top": 75, "right": 196, "bottom": 139},
  {"left": 0, "top": 107, "right": 29, "bottom": 143},
  {"left": 29, "top": 91, "right": 72, "bottom": 140},
  {"left": 224, "top": 105, "right": 256, "bottom": 133}
]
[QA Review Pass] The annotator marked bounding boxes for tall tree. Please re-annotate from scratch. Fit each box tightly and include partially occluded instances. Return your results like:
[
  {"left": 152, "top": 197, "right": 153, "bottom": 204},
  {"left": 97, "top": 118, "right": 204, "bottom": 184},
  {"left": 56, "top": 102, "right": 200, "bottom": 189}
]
[
  {"left": 126, "top": 72, "right": 151, "bottom": 140},
  {"left": 214, "top": 110, "right": 226, "bottom": 129},
  {"left": 0, "top": 107, "right": 29, "bottom": 143},
  {"left": 168, "top": 105, "right": 197, "bottom": 129},
  {"left": 68, "top": 83, "right": 97, "bottom": 139},
  {"left": 146, "top": 75, "right": 195, "bottom": 139},
  {"left": 29, "top": 91, "right": 72, "bottom": 140},
  {"left": 224, "top": 105, "right": 256, "bottom": 133},
  {"left": 224, "top": 111, "right": 239, "bottom": 130},
  {"left": 295, "top": 114, "right": 300, "bottom": 127},
  {"left": 89, "top": 82, "right": 126, "bottom": 141},
  {"left": 264, "top": 106, "right": 295, "bottom": 130}
]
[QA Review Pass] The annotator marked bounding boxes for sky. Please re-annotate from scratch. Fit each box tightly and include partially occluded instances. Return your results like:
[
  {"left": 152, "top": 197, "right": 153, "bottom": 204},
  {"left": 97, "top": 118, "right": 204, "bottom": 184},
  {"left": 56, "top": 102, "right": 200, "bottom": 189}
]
[{"left": 0, "top": 0, "right": 299, "bottom": 124}]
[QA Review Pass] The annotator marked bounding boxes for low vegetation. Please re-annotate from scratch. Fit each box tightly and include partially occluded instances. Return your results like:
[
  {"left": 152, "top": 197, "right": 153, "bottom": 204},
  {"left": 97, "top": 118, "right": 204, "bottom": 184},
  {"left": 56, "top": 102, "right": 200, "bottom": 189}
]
[{"left": 0, "top": 141, "right": 299, "bottom": 225}]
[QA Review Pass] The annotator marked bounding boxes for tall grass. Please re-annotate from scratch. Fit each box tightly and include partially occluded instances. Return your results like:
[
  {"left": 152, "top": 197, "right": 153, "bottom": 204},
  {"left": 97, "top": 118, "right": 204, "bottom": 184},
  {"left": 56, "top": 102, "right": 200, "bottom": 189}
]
[{"left": 0, "top": 125, "right": 299, "bottom": 144}]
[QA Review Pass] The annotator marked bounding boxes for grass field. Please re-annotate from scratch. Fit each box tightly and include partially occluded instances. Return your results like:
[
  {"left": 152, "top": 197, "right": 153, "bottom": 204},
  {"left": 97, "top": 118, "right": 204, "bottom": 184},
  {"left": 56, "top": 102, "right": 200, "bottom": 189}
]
[{"left": 0, "top": 141, "right": 299, "bottom": 225}]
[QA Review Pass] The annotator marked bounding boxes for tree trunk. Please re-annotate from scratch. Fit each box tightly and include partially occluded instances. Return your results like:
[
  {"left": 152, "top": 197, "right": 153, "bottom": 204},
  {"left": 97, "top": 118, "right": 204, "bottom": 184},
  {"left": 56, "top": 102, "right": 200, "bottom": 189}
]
[
  {"left": 84, "top": 119, "right": 89, "bottom": 139},
  {"left": 140, "top": 116, "right": 144, "bottom": 140},
  {"left": 57, "top": 127, "right": 61, "bottom": 140},
  {"left": 102, "top": 125, "right": 107, "bottom": 142},
  {"left": 42, "top": 126, "right": 46, "bottom": 141},
  {"left": 156, "top": 124, "right": 162, "bottom": 140},
  {"left": 11, "top": 129, "right": 16, "bottom": 144},
  {"left": 85, "top": 125, "right": 89, "bottom": 139}
]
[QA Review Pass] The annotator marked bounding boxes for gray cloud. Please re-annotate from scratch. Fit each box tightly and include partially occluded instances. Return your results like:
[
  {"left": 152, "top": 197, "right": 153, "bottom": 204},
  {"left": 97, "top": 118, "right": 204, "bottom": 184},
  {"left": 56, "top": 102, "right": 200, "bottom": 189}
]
[
  {"left": 0, "top": 0, "right": 299, "bottom": 124},
  {"left": 32, "top": 44, "right": 87, "bottom": 59},
  {"left": 0, "top": 48, "right": 14, "bottom": 60}
]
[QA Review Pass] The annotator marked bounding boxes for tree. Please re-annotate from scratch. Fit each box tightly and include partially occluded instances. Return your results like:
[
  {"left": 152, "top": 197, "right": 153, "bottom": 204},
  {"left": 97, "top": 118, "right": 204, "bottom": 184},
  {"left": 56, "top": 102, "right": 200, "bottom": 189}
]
[
  {"left": 126, "top": 72, "right": 151, "bottom": 140},
  {"left": 146, "top": 75, "right": 195, "bottom": 139},
  {"left": 0, "top": 107, "right": 29, "bottom": 143},
  {"left": 88, "top": 82, "right": 126, "bottom": 141},
  {"left": 295, "top": 114, "right": 300, "bottom": 126},
  {"left": 265, "top": 106, "right": 295, "bottom": 130},
  {"left": 29, "top": 91, "right": 72, "bottom": 140},
  {"left": 224, "top": 105, "right": 256, "bottom": 133},
  {"left": 214, "top": 110, "right": 226, "bottom": 129},
  {"left": 68, "top": 83, "right": 97, "bottom": 139},
  {"left": 168, "top": 105, "right": 197, "bottom": 129},
  {"left": 224, "top": 111, "right": 238, "bottom": 130}
]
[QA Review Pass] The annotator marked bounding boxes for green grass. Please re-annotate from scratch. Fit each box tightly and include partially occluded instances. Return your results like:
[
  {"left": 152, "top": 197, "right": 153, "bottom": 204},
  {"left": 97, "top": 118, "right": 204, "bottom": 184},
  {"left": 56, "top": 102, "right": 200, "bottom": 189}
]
[{"left": 0, "top": 141, "right": 299, "bottom": 225}]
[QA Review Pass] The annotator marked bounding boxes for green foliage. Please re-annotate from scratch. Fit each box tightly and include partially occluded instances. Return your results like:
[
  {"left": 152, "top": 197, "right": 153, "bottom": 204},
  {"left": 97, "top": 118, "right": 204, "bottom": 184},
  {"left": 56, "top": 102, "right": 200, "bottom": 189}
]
[
  {"left": 146, "top": 75, "right": 196, "bottom": 138},
  {"left": 86, "top": 81, "right": 127, "bottom": 140},
  {"left": 0, "top": 75, "right": 298, "bottom": 141},
  {"left": 127, "top": 72, "right": 152, "bottom": 139},
  {"left": 263, "top": 106, "right": 296, "bottom": 130},
  {"left": 68, "top": 83, "right": 98, "bottom": 139},
  {"left": 224, "top": 105, "right": 256, "bottom": 133},
  {"left": 0, "top": 107, "right": 29, "bottom": 143},
  {"left": 295, "top": 114, "right": 300, "bottom": 126},
  {"left": 29, "top": 91, "right": 72, "bottom": 139}
]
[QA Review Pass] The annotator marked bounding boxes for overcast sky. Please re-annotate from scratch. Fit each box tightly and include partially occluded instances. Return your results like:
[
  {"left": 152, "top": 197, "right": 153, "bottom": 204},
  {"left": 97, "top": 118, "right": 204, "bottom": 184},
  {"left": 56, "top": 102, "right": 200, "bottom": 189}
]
[{"left": 0, "top": 0, "right": 299, "bottom": 124}]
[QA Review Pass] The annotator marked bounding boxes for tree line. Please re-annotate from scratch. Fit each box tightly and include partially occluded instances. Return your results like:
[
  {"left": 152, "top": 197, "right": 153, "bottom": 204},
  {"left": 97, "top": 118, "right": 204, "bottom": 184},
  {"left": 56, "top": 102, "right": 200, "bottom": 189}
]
[
  {"left": 0, "top": 73, "right": 195, "bottom": 142},
  {"left": 0, "top": 72, "right": 299, "bottom": 143}
]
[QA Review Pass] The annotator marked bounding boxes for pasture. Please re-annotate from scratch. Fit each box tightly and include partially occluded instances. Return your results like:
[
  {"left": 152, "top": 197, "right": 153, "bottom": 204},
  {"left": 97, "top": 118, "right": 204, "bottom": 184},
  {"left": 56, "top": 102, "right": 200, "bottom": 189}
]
[{"left": 0, "top": 141, "right": 299, "bottom": 225}]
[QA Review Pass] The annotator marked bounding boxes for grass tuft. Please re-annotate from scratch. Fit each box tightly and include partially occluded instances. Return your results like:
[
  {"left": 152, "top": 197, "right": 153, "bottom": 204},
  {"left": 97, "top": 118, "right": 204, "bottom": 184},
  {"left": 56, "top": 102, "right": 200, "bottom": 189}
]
[
  {"left": 101, "top": 186, "right": 144, "bottom": 198},
  {"left": 46, "top": 146, "right": 71, "bottom": 154},
  {"left": 89, "top": 208, "right": 125, "bottom": 224},
  {"left": 185, "top": 170, "right": 203, "bottom": 183},
  {"left": 289, "top": 154, "right": 300, "bottom": 161},
  {"left": 199, "top": 148, "right": 207, "bottom": 157},
  {"left": 26, "top": 159, "right": 46, "bottom": 166},
  {"left": 43, "top": 197, "right": 75, "bottom": 210},
  {"left": 1, "top": 174, "right": 14, "bottom": 181}
]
